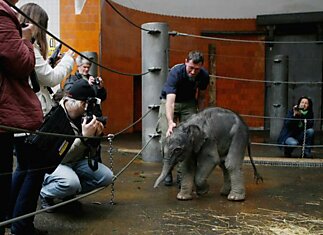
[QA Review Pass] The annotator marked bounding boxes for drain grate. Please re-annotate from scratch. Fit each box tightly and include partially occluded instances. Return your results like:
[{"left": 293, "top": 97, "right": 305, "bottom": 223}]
[{"left": 244, "top": 159, "right": 323, "bottom": 168}]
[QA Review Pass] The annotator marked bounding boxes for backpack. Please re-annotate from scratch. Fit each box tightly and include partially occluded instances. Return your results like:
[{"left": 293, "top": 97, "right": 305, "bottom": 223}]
[{"left": 25, "top": 105, "right": 75, "bottom": 170}]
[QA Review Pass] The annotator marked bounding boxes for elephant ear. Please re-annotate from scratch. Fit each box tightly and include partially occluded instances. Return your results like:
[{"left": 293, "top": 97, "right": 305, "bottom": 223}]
[{"left": 186, "top": 124, "right": 207, "bottom": 153}]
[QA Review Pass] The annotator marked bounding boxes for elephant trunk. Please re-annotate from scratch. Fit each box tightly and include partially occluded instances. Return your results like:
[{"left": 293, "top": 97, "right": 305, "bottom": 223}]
[{"left": 154, "top": 161, "right": 173, "bottom": 188}]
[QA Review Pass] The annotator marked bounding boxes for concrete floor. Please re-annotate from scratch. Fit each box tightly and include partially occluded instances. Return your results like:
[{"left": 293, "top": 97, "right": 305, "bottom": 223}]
[{"left": 7, "top": 133, "right": 323, "bottom": 234}]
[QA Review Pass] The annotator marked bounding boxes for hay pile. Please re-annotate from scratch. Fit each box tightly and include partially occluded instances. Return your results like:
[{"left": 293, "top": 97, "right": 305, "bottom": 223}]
[{"left": 162, "top": 208, "right": 323, "bottom": 234}]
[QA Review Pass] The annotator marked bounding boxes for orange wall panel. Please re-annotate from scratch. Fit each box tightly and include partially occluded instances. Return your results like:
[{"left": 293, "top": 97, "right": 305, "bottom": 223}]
[{"left": 60, "top": 0, "right": 100, "bottom": 53}]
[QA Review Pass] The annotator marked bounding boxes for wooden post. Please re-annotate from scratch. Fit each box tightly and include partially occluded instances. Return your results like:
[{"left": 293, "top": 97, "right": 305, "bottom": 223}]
[{"left": 208, "top": 44, "right": 216, "bottom": 106}]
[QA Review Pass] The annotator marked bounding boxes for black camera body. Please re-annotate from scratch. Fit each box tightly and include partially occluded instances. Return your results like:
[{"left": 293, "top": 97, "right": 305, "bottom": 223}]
[
  {"left": 48, "top": 43, "right": 62, "bottom": 68},
  {"left": 84, "top": 97, "right": 107, "bottom": 126},
  {"left": 93, "top": 77, "right": 101, "bottom": 85},
  {"left": 294, "top": 105, "right": 304, "bottom": 111},
  {"left": 20, "top": 22, "right": 28, "bottom": 28}
]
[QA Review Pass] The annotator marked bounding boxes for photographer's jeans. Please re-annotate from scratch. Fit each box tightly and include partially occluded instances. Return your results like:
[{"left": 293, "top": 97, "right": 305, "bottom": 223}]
[
  {"left": 10, "top": 136, "right": 53, "bottom": 235},
  {"left": 40, "top": 159, "right": 113, "bottom": 199},
  {"left": 284, "top": 128, "right": 314, "bottom": 156}
]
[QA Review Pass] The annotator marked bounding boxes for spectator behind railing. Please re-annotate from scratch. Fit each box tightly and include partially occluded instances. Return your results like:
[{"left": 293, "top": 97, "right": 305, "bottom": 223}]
[{"left": 277, "top": 96, "right": 314, "bottom": 158}]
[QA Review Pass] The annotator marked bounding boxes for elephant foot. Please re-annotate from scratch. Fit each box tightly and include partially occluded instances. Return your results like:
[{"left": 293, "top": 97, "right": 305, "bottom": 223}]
[
  {"left": 196, "top": 184, "right": 209, "bottom": 196},
  {"left": 177, "top": 192, "right": 193, "bottom": 201},
  {"left": 227, "top": 192, "right": 245, "bottom": 201}
]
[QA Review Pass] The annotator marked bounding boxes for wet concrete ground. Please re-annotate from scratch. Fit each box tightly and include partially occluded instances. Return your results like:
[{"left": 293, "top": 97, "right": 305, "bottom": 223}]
[{"left": 11, "top": 133, "right": 323, "bottom": 234}]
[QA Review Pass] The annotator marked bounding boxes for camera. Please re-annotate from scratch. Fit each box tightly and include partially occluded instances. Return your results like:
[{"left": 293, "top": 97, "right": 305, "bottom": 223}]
[
  {"left": 94, "top": 77, "right": 101, "bottom": 85},
  {"left": 48, "top": 43, "right": 62, "bottom": 68},
  {"left": 84, "top": 97, "right": 107, "bottom": 126},
  {"left": 20, "top": 22, "right": 28, "bottom": 28},
  {"left": 294, "top": 105, "right": 304, "bottom": 111}
]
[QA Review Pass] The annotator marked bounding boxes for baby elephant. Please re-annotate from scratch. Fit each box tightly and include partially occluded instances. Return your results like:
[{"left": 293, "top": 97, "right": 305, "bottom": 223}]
[{"left": 154, "top": 107, "right": 262, "bottom": 201}]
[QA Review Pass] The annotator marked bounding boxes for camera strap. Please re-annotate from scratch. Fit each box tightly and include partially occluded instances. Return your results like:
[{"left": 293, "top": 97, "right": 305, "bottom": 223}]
[
  {"left": 80, "top": 137, "right": 101, "bottom": 171},
  {"left": 47, "top": 86, "right": 54, "bottom": 94},
  {"left": 30, "top": 69, "right": 40, "bottom": 93}
]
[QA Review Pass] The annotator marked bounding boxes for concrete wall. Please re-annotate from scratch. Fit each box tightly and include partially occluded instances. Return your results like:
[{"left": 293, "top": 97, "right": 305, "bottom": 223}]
[{"left": 113, "top": 0, "right": 323, "bottom": 18}]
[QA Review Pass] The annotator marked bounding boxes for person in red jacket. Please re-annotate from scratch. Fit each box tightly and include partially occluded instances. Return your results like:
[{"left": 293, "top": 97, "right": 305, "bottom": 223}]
[{"left": 0, "top": 1, "right": 42, "bottom": 234}]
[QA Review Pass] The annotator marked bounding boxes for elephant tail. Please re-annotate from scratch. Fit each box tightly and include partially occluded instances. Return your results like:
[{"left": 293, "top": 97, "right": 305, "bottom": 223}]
[{"left": 247, "top": 142, "right": 264, "bottom": 184}]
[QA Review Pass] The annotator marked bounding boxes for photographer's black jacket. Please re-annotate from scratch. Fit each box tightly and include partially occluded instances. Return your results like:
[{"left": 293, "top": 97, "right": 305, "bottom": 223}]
[
  {"left": 277, "top": 109, "right": 314, "bottom": 145},
  {"left": 64, "top": 72, "right": 107, "bottom": 101}
]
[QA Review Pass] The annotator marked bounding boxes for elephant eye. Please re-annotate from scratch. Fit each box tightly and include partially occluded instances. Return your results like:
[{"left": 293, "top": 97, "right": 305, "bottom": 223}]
[{"left": 172, "top": 148, "right": 182, "bottom": 155}]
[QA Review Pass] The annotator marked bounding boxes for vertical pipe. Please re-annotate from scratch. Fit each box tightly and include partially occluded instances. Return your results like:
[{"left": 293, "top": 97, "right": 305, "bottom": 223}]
[
  {"left": 141, "top": 22, "right": 169, "bottom": 162},
  {"left": 270, "top": 55, "right": 288, "bottom": 142}
]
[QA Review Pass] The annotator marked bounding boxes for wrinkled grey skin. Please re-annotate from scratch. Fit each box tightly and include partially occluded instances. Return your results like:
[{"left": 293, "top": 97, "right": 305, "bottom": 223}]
[{"left": 154, "top": 107, "right": 262, "bottom": 201}]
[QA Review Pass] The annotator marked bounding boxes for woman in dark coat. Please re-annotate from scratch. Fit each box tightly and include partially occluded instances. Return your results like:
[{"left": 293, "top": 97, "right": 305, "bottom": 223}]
[{"left": 277, "top": 96, "right": 314, "bottom": 158}]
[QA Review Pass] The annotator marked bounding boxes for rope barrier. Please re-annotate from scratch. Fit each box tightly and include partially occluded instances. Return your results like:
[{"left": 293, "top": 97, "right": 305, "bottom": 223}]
[
  {"left": 113, "top": 108, "right": 154, "bottom": 137},
  {"left": 0, "top": 107, "right": 155, "bottom": 178},
  {"left": 168, "top": 48, "right": 321, "bottom": 63},
  {"left": 1, "top": 104, "right": 320, "bottom": 227},
  {"left": 171, "top": 31, "right": 323, "bottom": 44},
  {"left": 301, "top": 119, "right": 307, "bottom": 158},
  {"left": 102, "top": 1, "right": 323, "bottom": 45},
  {"left": 0, "top": 106, "right": 156, "bottom": 221},
  {"left": 2, "top": 0, "right": 322, "bottom": 228},
  {"left": 105, "top": 0, "right": 152, "bottom": 32},
  {"left": 213, "top": 75, "right": 323, "bottom": 85},
  {"left": 0, "top": 119, "right": 155, "bottom": 227},
  {"left": 4, "top": 0, "right": 151, "bottom": 77}
]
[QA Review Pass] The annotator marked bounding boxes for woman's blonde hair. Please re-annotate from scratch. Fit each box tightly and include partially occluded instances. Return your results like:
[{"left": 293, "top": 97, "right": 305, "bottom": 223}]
[{"left": 18, "top": 3, "right": 49, "bottom": 60}]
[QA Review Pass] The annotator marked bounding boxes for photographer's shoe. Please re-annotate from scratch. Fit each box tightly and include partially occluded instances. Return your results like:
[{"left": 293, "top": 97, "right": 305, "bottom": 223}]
[{"left": 164, "top": 172, "right": 173, "bottom": 186}]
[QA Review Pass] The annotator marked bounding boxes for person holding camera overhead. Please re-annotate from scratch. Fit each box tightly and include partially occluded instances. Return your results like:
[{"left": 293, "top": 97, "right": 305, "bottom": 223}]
[
  {"left": 39, "top": 79, "right": 113, "bottom": 212},
  {"left": 19, "top": 3, "right": 75, "bottom": 115},
  {"left": 277, "top": 96, "right": 314, "bottom": 158},
  {"left": 64, "top": 55, "right": 107, "bottom": 102}
]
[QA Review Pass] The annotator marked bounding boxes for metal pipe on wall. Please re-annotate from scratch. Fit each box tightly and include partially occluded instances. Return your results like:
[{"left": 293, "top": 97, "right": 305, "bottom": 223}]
[
  {"left": 270, "top": 55, "right": 288, "bottom": 142},
  {"left": 141, "top": 22, "right": 169, "bottom": 162}
]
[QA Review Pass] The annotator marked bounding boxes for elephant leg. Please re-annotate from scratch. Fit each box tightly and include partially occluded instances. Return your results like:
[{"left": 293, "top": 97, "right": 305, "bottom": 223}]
[
  {"left": 224, "top": 135, "right": 246, "bottom": 201},
  {"left": 219, "top": 163, "right": 231, "bottom": 196},
  {"left": 177, "top": 157, "right": 195, "bottom": 200},
  {"left": 227, "top": 167, "right": 245, "bottom": 201},
  {"left": 195, "top": 152, "right": 218, "bottom": 196}
]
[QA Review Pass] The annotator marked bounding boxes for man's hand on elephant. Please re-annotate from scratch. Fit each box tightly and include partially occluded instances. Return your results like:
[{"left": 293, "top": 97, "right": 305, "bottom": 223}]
[{"left": 166, "top": 122, "right": 176, "bottom": 137}]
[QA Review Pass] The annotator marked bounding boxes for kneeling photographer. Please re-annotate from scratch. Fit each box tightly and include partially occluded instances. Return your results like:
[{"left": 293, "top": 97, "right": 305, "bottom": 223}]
[
  {"left": 277, "top": 96, "right": 315, "bottom": 158},
  {"left": 39, "top": 79, "right": 113, "bottom": 212}
]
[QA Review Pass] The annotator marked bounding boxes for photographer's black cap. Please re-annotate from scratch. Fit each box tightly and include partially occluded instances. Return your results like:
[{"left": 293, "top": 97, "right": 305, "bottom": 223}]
[{"left": 67, "top": 79, "right": 95, "bottom": 101}]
